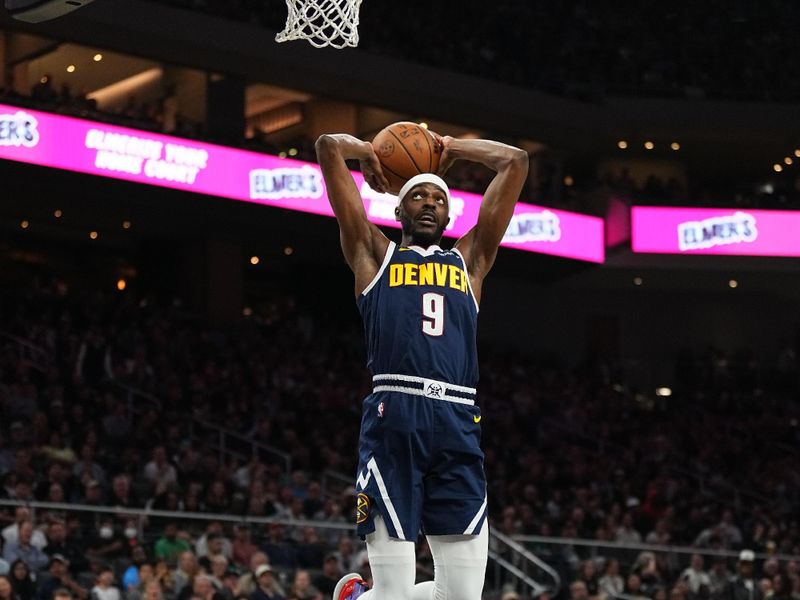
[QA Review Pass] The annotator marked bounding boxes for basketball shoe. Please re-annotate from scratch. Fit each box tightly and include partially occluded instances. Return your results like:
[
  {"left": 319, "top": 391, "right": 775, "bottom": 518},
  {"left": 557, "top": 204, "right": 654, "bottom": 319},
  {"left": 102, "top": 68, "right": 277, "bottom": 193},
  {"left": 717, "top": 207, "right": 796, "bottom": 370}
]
[{"left": 333, "top": 573, "right": 369, "bottom": 600}]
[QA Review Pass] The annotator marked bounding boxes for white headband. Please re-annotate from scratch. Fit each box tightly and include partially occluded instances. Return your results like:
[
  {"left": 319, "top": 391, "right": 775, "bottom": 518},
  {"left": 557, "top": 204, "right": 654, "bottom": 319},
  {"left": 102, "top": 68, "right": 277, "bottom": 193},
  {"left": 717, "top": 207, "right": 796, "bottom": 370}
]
[{"left": 397, "top": 173, "right": 450, "bottom": 206}]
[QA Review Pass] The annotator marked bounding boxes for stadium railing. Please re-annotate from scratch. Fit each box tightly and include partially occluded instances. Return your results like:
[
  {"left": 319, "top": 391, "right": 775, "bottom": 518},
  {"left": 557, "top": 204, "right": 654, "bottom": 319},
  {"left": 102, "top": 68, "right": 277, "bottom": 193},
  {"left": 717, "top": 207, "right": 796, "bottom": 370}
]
[{"left": 0, "top": 500, "right": 559, "bottom": 598}]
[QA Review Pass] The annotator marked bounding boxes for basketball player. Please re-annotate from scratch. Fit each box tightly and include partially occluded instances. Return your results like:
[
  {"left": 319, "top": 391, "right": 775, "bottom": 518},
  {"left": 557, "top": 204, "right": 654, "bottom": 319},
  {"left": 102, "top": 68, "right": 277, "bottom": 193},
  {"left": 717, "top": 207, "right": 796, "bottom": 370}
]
[{"left": 315, "top": 130, "right": 528, "bottom": 600}]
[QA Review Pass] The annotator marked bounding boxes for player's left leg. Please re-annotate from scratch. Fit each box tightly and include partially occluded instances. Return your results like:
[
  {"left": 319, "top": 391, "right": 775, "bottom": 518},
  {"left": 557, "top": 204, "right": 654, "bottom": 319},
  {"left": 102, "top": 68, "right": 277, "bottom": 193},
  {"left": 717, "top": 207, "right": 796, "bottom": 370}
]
[{"left": 422, "top": 523, "right": 489, "bottom": 600}]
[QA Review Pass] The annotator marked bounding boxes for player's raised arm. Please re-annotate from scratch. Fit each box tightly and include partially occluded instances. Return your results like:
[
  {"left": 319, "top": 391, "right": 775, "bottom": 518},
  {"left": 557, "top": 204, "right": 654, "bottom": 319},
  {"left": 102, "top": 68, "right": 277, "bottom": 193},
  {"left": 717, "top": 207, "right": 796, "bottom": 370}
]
[
  {"left": 315, "top": 134, "right": 391, "bottom": 295},
  {"left": 443, "top": 137, "right": 528, "bottom": 294}
]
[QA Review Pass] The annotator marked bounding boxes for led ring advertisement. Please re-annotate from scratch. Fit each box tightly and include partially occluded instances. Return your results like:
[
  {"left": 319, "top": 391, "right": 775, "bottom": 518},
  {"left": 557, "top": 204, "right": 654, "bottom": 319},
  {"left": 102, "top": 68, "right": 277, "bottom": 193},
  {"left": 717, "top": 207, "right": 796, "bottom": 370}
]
[
  {"left": 0, "top": 104, "right": 604, "bottom": 263},
  {"left": 632, "top": 206, "right": 800, "bottom": 257}
]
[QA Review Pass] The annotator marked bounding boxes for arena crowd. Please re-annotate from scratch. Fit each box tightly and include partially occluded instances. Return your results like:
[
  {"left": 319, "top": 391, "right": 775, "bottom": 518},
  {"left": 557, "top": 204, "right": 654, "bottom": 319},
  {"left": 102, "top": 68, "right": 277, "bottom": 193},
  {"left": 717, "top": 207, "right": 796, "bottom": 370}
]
[{"left": 0, "top": 281, "right": 798, "bottom": 600}]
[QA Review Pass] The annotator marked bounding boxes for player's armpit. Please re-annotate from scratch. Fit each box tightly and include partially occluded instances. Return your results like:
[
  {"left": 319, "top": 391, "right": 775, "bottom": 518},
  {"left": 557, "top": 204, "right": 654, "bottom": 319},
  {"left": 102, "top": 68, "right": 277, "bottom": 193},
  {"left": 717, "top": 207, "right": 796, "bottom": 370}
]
[{"left": 450, "top": 139, "right": 528, "bottom": 282}]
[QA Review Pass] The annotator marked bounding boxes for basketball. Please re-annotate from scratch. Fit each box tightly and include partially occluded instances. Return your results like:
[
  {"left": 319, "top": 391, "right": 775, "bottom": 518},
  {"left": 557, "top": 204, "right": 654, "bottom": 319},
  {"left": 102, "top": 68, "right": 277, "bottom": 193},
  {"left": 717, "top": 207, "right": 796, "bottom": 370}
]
[{"left": 372, "top": 122, "right": 442, "bottom": 194}]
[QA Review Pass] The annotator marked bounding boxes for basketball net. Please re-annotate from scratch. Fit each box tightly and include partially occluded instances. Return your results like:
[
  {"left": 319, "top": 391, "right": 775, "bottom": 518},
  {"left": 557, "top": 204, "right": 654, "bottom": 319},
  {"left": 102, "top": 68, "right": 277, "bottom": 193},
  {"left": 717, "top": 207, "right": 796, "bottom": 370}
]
[{"left": 275, "top": 0, "right": 362, "bottom": 49}]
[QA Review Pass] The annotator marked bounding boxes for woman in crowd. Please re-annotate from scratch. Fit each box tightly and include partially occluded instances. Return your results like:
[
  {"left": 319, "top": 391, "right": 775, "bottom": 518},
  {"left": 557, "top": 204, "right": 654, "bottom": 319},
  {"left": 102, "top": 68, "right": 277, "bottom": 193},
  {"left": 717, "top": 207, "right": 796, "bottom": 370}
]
[
  {"left": 8, "top": 562, "right": 34, "bottom": 600},
  {"left": 0, "top": 575, "right": 19, "bottom": 600}
]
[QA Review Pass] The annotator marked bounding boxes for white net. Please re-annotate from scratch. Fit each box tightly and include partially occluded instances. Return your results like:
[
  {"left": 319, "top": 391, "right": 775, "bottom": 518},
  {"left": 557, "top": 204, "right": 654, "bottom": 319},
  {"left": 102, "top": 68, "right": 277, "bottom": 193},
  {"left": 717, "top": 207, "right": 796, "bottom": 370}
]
[{"left": 275, "top": 0, "right": 363, "bottom": 49}]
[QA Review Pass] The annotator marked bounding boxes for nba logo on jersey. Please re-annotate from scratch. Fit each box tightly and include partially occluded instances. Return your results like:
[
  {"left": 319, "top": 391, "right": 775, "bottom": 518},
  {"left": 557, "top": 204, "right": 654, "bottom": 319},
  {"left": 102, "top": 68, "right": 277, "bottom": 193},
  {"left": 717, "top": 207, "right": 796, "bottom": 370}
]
[{"left": 378, "top": 401, "right": 384, "bottom": 417}]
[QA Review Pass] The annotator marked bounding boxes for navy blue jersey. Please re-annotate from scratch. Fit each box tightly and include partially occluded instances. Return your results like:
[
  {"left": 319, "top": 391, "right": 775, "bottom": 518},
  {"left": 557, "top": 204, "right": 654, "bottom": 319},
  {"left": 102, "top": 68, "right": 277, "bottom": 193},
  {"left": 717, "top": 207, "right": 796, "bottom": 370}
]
[{"left": 357, "top": 242, "right": 479, "bottom": 388}]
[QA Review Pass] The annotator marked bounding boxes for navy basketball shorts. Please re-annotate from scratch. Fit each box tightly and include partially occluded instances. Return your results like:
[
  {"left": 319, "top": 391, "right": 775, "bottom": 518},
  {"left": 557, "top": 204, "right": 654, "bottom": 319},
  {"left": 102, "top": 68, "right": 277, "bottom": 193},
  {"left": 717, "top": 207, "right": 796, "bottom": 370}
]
[{"left": 354, "top": 387, "right": 487, "bottom": 542}]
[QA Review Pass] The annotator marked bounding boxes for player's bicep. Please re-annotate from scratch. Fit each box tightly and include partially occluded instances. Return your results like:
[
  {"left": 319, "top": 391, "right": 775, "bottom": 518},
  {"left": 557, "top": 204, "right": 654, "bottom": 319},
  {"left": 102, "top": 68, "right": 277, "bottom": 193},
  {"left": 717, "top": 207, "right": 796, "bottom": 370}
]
[{"left": 460, "top": 159, "right": 527, "bottom": 276}]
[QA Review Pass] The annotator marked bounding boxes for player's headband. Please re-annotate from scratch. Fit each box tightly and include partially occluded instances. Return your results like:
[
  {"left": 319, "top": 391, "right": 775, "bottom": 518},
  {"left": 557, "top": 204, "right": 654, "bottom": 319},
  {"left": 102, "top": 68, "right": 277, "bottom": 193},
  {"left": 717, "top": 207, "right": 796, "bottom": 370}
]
[{"left": 397, "top": 174, "right": 450, "bottom": 207}]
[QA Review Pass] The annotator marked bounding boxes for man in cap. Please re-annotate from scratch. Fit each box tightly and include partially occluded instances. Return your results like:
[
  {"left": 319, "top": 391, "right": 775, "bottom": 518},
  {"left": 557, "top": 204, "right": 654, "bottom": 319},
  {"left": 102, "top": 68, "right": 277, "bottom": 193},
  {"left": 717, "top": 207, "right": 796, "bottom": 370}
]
[
  {"left": 251, "top": 565, "right": 284, "bottom": 600},
  {"left": 726, "top": 550, "right": 763, "bottom": 600}
]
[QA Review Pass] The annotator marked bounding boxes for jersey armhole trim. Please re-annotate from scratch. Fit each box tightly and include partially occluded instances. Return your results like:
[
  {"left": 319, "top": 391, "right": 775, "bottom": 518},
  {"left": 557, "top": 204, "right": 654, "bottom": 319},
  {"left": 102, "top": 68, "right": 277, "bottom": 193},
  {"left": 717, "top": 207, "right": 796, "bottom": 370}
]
[
  {"left": 452, "top": 247, "right": 480, "bottom": 312},
  {"left": 361, "top": 241, "right": 396, "bottom": 297}
]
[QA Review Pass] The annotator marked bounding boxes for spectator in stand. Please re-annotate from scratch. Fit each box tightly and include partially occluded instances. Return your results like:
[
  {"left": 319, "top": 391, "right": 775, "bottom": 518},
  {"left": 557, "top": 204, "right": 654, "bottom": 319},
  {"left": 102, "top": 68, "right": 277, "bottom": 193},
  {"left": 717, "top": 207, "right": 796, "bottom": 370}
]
[
  {"left": 615, "top": 513, "right": 643, "bottom": 544},
  {"left": 647, "top": 520, "right": 672, "bottom": 546},
  {"left": 625, "top": 574, "right": 649, "bottom": 600},
  {"left": 72, "top": 445, "right": 106, "bottom": 491},
  {"left": 198, "top": 533, "right": 229, "bottom": 571},
  {"left": 576, "top": 560, "right": 599, "bottom": 597},
  {"left": 208, "top": 556, "right": 228, "bottom": 590},
  {"left": 569, "top": 580, "right": 589, "bottom": 600},
  {"left": 123, "top": 560, "right": 154, "bottom": 600},
  {"left": 708, "top": 559, "right": 732, "bottom": 599},
  {"left": 293, "top": 528, "right": 324, "bottom": 570},
  {"left": 172, "top": 551, "right": 197, "bottom": 596},
  {"left": 219, "top": 568, "right": 242, "bottom": 600},
  {"left": 0, "top": 575, "right": 15, "bottom": 600},
  {"left": 599, "top": 559, "right": 624, "bottom": 596},
  {"left": 44, "top": 521, "right": 87, "bottom": 575},
  {"left": 8, "top": 561, "right": 34, "bottom": 600},
  {"left": 236, "top": 554, "right": 268, "bottom": 599},
  {"left": 681, "top": 554, "right": 711, "bottom": 596},
  {"left": 312, "top": 555, "right": 340, "bottom": 598},
  {"left": 250, "top": 566, "right": 283, "bottom": 600},
  {"left": 154, "top": 523, "right": 190, "bottom": 563},
  {"left": 141, "top": 583, "right": 163, "bottom": 600},
  {"left": 142, "top": 447, "right": 177, "bottom": 493},
  {"left": 35, "top": 556, "right": 87, "bottom": 600},
  {"left": 633, "top": 552, "right": 664, "bottom": 597},
  {"left": 329, "top": 535, "right": 358, "bottom": 575},
  {"left": 179, "top": 575, "right": 223, "bottom": 600},
  {"left": 89, "top": 567, "right": 120, "bottom": 600},
  {"left": 717, "top": 510, "right": 744, "bottom": 549},
  {"left": 288, "top": 570, "right": 319, "bottom": 600},
  {"left": 2, "top": 509, "right": 47, "bottom": 550},
  {"left": 260, "top": 524, "right": 295, "bottom": 571},
  {"left": 726, "top": 550, "right": 763, "bottom": 600},
  {"left": 195, "top": 524, "right": 232, "bottom": 561},
  {"left": 231, "top": 526, "right": 257, "bottom": 569},
  {"left": 107, "top": 475, "right": 138, "bottom": 509},
  {"left": 85, "top": 519, "right": 125, "bottom": 561},
  {"left": 2, "top": 521, "right": 48, "bottom": 572}
]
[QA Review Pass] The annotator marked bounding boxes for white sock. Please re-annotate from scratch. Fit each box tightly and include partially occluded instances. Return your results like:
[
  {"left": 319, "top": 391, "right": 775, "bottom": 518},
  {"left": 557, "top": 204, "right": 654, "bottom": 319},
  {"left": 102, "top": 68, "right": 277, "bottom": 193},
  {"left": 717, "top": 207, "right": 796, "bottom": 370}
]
[{"left": 359, "top": 515, "right": 416, "bottom": 600}]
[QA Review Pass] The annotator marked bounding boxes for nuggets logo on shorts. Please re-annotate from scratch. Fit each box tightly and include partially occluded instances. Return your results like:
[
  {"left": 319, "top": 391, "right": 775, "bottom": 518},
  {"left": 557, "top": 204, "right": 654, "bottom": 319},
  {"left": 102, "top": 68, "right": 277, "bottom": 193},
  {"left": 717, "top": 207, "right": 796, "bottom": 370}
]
[{"left": 356, "top": 493, "right": 370, "bottom": 524}]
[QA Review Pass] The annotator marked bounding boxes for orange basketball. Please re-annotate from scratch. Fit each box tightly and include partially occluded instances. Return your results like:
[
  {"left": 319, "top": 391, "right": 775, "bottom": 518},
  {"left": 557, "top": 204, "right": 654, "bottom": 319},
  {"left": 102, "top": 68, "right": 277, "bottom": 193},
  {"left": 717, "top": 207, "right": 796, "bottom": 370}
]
[{"left": 372, "top": 122, "right": 441, "bottom": 194}]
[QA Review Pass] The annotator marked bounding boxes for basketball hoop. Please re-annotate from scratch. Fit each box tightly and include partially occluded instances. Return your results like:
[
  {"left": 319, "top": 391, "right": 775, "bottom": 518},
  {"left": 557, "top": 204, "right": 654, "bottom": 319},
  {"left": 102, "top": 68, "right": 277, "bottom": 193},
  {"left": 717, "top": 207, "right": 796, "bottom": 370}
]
[{"left": 275, "top": 0, "right": 362, "bottom": 49}]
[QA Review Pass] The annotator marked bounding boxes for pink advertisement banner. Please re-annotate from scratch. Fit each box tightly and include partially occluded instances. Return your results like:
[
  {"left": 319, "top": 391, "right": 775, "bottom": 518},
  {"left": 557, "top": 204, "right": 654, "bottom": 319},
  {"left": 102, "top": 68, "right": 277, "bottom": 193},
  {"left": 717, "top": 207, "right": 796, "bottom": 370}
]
[
  {"left": 0, "top": 104, "right": 604, "bottom": 262},
  {"left": 632, "top": 206, "right": 800, "bottom": 256}
]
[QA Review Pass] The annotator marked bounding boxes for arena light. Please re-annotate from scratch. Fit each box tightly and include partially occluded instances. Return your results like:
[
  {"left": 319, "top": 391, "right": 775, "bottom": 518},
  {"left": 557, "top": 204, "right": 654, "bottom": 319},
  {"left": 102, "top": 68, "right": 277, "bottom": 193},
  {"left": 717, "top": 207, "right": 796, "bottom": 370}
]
[
  {"left": 655, "top": 387, "right": 672, "bottom": 397},
  {"left": 284, "top": 247, "right": 294, "bottom": 256},
  {"left": 617, "top": 140, "right": 628, "bottom": 149},
  {"left": 633, "top": 276, "right": 643, "bottom": 286},
  {"left": 20, "top": 219, "right": 29, "bottom": 229},
  {"left": 122, "top": 220, "right": 132, "bottom": 230},
  {"left": 93, "top": 53, "right": 103, "bottom": 62},
  {"left": 419, "top": 122, "right": 429, "bottom": 129},
  {"left": 774, "top": 164, "right": 783, "bottom": 172},
  {"left": 243, "top": 307, "right": 253, "bottom": 317},
  {"left": 89, "top": 231, "right": 98, "bottom": 240},
  {"left": 53, "top": 209, "right": 62, "bottom": 218},
  {"left": 87, "top": 68, "right": 163, "bottom": 108},
  {"left": 116, "top": 278, "right": 126, "bottom": 291},
  {"left": 670, "top": 142, "right": 680, "bottom": 151},
  {"left": 5, "top": 0, "right": 97, "bottom": 23},
  {"left": 785, "top": 157, "right": 793, "bottom": 165},
  {"left": 644, "top": 141, "right": 655, "bottom": 150},
  {"left": 563, "top": 175, "right": 574, "bottom": 187},
  {"left": 795, "top": 149, "right": 800, "bottom": 158},
  {"left": 66, "top": 65, "right": 76, "bottom": 73},
  {"left": 729, "top": 279, "right": 738, "bottom": 288},
  {"left": 250, "top": 256, "right": 260, "bottom": 265}
]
